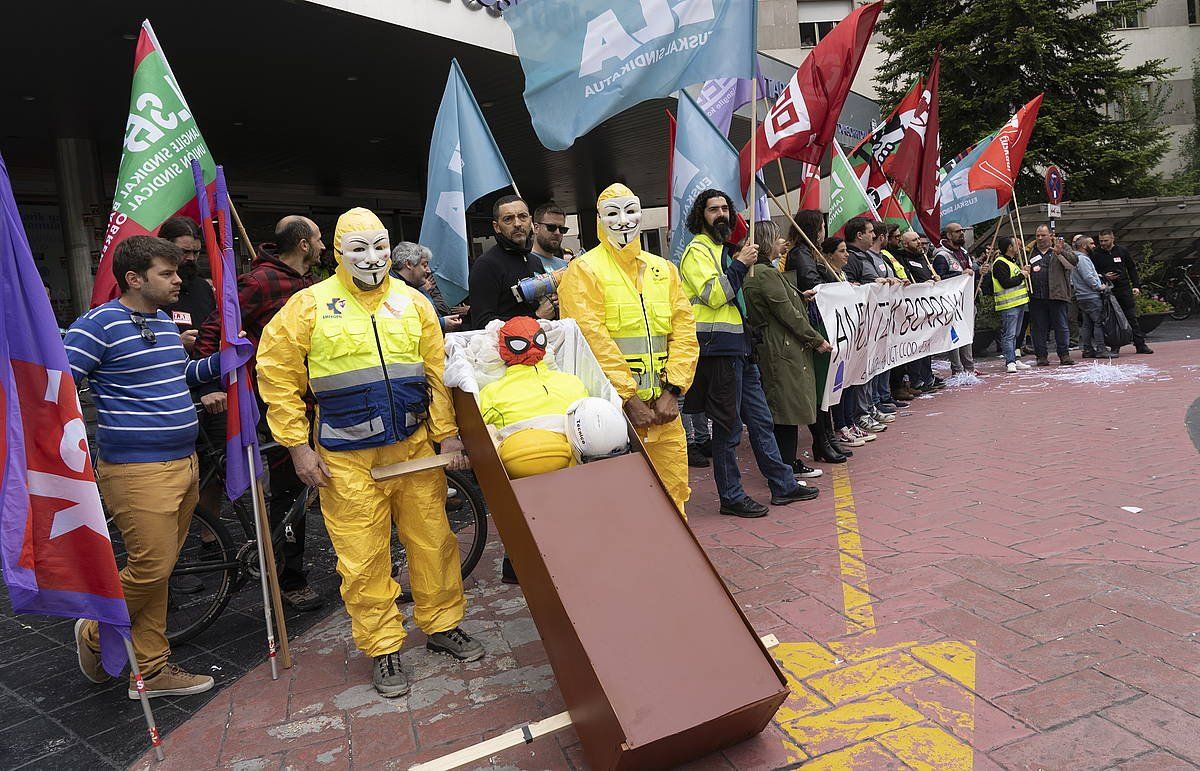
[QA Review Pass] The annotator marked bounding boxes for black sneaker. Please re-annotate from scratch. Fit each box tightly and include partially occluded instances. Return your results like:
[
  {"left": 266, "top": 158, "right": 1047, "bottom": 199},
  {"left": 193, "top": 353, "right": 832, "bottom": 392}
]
[
  {"left": 791, "top": 460, "right": 823, "bottom": 479},
  {"left": 1036, "top": 357, "right": 1051, "bottom": 367},
  {"left": 372, "top": 651, "right": 410, "bottom": 697},
  {"left": 719, "top": 497, "right": 768, "bottom": 518},
  {"left": 771, "top": 486, "right": 820, "bottom": 505},
  {"left": 1135, "top": 345, "right": 1154, "bottom": 354},
  {"left": 426, "top": 627, "right": 485, "bottom": 662},
  {"left": 687, "top": 444, "right": 710, "bottom": 468},
  {"left": 1082, "top": 349, "right": 1097, "bottom": 359}
]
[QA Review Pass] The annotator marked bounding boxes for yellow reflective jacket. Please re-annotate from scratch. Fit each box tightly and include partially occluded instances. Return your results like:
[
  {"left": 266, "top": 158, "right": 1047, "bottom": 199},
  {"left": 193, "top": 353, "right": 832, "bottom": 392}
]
[
  {"left": 479, "top": 363, "right": 589, "bottom": 430},
  {"left": 257, "top": 269, "right": 457, "bottom": 449},
  {"left": 679, "top": 232, "right": 749, "bottom": 356},
  {"left": 558, "top": 244, "right": 697, "bottom": 403},
  {"left": 992, "top": 255, "right": 1031, "bottom": 311}
]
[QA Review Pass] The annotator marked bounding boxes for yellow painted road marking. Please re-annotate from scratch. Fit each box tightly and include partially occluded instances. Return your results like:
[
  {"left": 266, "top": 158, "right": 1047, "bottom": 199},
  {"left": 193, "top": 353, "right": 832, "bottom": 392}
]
[
  {"left": 772, "top": 464, "right": 977, "bottom": 768},
  {"left": 833, "top": 464, "right": 875, "bottom": 635}
]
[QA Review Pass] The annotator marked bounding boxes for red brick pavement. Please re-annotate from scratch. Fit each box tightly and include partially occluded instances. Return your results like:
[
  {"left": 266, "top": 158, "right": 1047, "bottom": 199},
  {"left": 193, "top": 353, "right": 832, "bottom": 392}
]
[{"left": 134, "top": 343, "right": 1200, "bottom": 770}]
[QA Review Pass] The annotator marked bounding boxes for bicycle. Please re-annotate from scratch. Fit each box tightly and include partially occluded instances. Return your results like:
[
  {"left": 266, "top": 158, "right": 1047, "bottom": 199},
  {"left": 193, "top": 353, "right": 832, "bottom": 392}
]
[
  {"left": 1163, "top": 264, "right": 1200, "bottom": 320},
  {"left": 102, "top": 407, "right": 489, "bottom": 645}
]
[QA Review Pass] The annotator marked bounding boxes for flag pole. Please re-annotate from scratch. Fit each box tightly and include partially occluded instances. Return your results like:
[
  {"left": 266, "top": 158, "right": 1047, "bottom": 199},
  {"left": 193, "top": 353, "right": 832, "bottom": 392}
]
[
  {"left": 255, "top": 466, "right": 293, "bottom": 669},
  {"left": 1010, "top": 186, "right": 1030, "bottom": 267},
  {"left": 247, "top": 436, "right": 279, "bottom": 680},
  {"left": 126, "top": 639, "right": 165, "bottom": 761},
  {"left": 748, "top": 73, "right": 758, "bottom": 246},
  {"left": 228, "top": 198, "right": 257, "bottom": 263}
]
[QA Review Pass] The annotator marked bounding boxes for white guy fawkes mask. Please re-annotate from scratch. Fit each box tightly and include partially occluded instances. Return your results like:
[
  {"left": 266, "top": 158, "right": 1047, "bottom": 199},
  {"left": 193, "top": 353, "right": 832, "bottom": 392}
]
[
  {"left": 340, "top": 229, "right": 391, "bottom": 288},
  {"left": 599, "top": 194, "right": 642, "bottom": 249}
]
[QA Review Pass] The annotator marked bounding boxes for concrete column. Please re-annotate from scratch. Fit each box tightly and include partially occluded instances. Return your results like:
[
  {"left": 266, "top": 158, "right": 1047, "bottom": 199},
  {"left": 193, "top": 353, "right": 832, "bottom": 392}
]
[{"left": 54, "top": 137, "right": 103, "bottom": 314}]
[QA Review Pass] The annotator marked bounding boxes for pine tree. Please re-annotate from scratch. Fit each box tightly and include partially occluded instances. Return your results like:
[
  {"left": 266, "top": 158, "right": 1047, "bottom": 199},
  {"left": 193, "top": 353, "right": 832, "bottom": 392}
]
[{"left": 874, "top": 0, "right": 1173, "bottom": 202}]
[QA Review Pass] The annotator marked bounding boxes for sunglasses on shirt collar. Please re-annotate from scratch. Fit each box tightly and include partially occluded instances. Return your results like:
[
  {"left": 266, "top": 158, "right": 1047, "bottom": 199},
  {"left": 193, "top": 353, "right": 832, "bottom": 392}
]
[{"left": 130, "top": 311, "right": 157, "bottom": 345}]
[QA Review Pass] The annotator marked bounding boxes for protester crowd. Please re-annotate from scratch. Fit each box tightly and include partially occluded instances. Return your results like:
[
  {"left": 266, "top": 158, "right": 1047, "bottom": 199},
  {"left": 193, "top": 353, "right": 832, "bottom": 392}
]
[{"left": 59, "top": 185, "right": 1155, "bottom": 701}]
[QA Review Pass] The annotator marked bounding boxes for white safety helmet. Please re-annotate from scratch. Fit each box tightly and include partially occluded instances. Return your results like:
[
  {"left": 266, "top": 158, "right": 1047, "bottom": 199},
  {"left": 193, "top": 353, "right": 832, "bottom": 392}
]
[{"left": 565, "top": 397, "right": 629, "bottom": 463}]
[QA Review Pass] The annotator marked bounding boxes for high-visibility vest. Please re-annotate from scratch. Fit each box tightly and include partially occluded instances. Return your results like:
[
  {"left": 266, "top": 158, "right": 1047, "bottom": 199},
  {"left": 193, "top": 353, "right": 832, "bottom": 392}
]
[
  {"left": 880, "top": 248, "right": 909, "bottom": 281},
  {"left": 992, "top": 255, "right": 1030, "bottom": 311},
  {"left": 680, "top": 233, "right": 746, "bottom": 338},
  {"left": 308, "top": 277, "right": 429, "bottom": 451},
  {"left": 578, "top": 247, "right": 675, "bottom": 401}
]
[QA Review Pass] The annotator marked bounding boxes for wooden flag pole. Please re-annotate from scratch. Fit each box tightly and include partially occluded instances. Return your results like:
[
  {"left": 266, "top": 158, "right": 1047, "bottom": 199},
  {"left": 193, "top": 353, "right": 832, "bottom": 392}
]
[
  {"left": 251, "top": 458, "right": 293, "bottom": 670},
  {"left": 762, "top": 186, "right": 840, "bottom": 279},
  {"left": 228, "top": 198, "right": 257, "bottom": 263},
  {"left": 247, "top": 443, "right": 280, "bottom": 680},
  {"left": 126, "top": 639, "right": 165, "bottom": 761},
  {"left": 1010, "top": 187, "right": 1031, "bottom": 267},
  {"left": 776, "top": 158, "right": 792, "bottom": 217}
]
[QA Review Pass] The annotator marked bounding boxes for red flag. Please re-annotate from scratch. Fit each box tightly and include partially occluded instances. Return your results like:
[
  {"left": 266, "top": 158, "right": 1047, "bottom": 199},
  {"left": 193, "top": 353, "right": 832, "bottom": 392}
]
[
  {"left": 914, "top": 55, "right": 941, "bottom": 237},
  {"left": 968, "top": 93, "right": 1044, "bottom": 208},
  {"left": 861, "top": 78, "right": 925, "bottom": 184},
  {"left": 739, "top": 1, "right": 882, "bottom": 195},
  {"left": 797, "top": 162, "right": 821, "bottom": 210}
]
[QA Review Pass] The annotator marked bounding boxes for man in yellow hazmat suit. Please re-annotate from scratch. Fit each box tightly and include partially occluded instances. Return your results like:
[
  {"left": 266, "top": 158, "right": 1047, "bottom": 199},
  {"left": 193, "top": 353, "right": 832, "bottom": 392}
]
[
  {"left": 256, "top": 207, "right": 483, "bottom": 698},
  {"left": 557, "top": 183, "right": 699, "bottom": 516}
]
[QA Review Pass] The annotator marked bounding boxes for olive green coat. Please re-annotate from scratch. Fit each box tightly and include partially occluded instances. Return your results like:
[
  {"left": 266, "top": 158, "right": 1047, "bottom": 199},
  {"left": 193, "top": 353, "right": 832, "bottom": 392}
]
[{"left": 743, "top": 265, "right": 827, "bottom": 426}]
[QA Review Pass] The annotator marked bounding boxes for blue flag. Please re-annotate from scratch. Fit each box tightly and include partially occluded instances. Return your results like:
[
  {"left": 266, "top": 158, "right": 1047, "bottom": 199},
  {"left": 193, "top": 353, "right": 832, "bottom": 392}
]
[
  {"left": 507, "top": 0, "right": 757, "bottom": 151},
  {"left": 939, "top": 134, "right": 1006, "bottom": 228},
  {"left": 669, "top": 91, "right": 746, "bottom": 264},
  {"left": 420, "top": 60, "right": 515, "bottom": 305}
]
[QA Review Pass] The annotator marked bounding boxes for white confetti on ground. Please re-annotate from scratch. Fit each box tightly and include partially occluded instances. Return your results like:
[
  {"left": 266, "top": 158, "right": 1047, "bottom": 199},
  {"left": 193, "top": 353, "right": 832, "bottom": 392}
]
[
  {"left": 1035, "top": 362, "right": 1161, "bottom": 385},
  {"left": 943, "top": 372, "right": 983, "bottom": 387}
]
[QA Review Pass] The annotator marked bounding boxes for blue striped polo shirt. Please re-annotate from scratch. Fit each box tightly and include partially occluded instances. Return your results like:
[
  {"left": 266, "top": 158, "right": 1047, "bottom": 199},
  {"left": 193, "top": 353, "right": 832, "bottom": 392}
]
[{"left": 64, "top": 300, "right": 221, "bottom": 464}]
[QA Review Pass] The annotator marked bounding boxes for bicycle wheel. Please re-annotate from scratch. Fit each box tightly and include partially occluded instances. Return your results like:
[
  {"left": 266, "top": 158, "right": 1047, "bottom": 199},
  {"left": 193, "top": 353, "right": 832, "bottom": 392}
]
[
  {"left": 393, "top": 468, "right": 489, "bottom": 603},
  {"left": 166, "top": 507, "right": 240, "bottom": 644},
  {"left": 1167, "top": 288, "right": 1195, "bottom": 320}
]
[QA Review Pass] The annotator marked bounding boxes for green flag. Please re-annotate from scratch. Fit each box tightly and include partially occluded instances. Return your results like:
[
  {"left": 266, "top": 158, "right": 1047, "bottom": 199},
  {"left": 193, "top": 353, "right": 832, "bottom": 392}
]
[
  {"left": 828, "top": 141, "right": 878, "bottom": 237},
  {"left": 92, "top": 19, "right": 216, "bottom": 306}
]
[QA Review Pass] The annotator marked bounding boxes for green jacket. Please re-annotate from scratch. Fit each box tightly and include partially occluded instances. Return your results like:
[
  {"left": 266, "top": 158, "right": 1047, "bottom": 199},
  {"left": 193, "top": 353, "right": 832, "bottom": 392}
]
[{"left": 743, "top": 265, "right": 827, "bottom": 426}]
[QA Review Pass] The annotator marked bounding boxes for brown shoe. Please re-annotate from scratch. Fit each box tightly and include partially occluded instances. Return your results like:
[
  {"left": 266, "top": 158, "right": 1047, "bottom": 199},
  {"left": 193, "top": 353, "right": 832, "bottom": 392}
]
[
  {"left": 128, "top": 663, "right": 214, "bottom": 700},
  {"left": 74, "top": 620, "right": 109, "bottom": 684}
]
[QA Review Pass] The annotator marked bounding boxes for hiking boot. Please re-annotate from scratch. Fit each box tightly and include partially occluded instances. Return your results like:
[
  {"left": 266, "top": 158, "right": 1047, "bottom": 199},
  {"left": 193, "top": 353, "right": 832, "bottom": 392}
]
[
  {"left": 1036, "top": 357, "right": 1051, "bottom": 366},
  {"left": 1058, "top": 356, "right": 1076, "bottom": 366},
  {"left": 719, "top": 497, "right": 769, "bottom": 518},
  {"left": 792, "top": 460, "right": 823, "bottom": 478},
  {"left": 74, "top": 620, "right": 108, "bottom": 684},
  {"left": 687, "top": 444, "right": 710, "bottom": 468},
  {"left": 281, "top": 584, "right": 324, "bottom": 612},
  {"left": 427, "top": 627, "right": 485, "bottom": 662},
  {"left": 1136, "top": 345, "right": 1154, "bottom": 354},
  {"left": 128, "top": 663, "right": 214, "bottom": 700},
  {"left": 372, "top": 650, "right": 410, "bottom": 697},
  {"left": 771, "top": 486, "right": 820, "bottom": 505}
]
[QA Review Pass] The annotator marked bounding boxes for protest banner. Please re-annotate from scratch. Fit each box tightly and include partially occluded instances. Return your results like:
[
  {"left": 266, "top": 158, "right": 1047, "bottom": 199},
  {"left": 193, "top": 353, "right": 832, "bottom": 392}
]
[{"left": 815, "top": 275, "right": 975, "bottom": 409}]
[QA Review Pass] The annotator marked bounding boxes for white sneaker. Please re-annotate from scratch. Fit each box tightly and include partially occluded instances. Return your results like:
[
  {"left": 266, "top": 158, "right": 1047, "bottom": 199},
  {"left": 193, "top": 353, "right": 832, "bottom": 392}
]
[
  {"left": 1015, "top": 360, "right": 1031, "bottom": 370},
  {"left": 1006, "top": 363, "right": 1018, "bottom": 374},
  {"left": 837, "top": 428, "right": 866, "bottom": 447},
  {"left": 851, "top": 425, "right": 877, "bottom": 442},
  {"left": 872, "top": 410, "right": 897, "bottom": 424}
]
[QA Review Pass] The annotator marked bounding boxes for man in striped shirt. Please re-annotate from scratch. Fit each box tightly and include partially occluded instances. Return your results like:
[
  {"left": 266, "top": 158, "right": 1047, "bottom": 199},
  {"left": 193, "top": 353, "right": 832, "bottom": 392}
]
[{"left": 64, "top": 235, "right": 222, "bottom": 699}]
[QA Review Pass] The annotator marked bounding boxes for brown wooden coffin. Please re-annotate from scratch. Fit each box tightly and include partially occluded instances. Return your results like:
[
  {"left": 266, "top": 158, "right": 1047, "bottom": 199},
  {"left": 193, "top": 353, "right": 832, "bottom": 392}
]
[{"left": 453, "top": 388, "right": 788, "bottom": 770}]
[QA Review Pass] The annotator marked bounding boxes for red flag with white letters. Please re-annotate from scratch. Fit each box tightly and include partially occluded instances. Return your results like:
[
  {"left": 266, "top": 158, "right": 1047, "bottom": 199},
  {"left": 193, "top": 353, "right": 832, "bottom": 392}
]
[
  {"left": 968, "top": 94, "right": 1044, "bottom": 208},
  {"left": 738, "top": 1, "right": 882, "bottom": 196}
]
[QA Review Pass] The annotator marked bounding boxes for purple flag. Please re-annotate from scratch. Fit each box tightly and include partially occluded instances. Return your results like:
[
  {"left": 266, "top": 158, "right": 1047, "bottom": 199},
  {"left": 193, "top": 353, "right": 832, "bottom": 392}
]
[
  {"left": 191, "top": 162, "right": 261, "bottom": 500},
  {"left": 695, "top": 66, "right": 768, "bottom": 136},
  {"left": 0, "top": 151, "right": 131, "bottom": 677}
]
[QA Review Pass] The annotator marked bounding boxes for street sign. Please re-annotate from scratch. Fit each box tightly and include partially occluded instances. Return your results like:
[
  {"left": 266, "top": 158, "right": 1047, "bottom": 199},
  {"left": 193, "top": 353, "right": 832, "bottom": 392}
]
[
  {"left": 1047, "top": 204, "right": 1062, "bottom": 219},
  {"left": 1044, "top": 165, "right": 1064, "bottom": 205}
]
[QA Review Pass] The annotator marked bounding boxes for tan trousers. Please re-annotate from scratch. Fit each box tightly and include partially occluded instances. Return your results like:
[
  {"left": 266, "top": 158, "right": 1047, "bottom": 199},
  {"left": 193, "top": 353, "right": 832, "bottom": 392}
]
[{"left": 82, "top": 455, "right": 199, "bottom": 677}]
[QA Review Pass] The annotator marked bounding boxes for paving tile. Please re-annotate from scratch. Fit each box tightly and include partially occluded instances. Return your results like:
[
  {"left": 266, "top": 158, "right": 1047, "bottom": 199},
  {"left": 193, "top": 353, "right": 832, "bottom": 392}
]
[
  {"left": 1112, "top": 750, "right": 1200, "bottom": 770},
  {"left": 1103, "top": 695, "right": 1200, "bottom": 764},
  {"left": 1002, "top": 629, "right": 1130, "bottom": 682},
  {"left": 993, "top": 669, "right": 1141, "bottom": 730},
  {"left": 990, "top": 715, "right": 1154, "bottom": 770},
  {"left": 1003, "top": 599, "right": 1120, "bottom": 643}
]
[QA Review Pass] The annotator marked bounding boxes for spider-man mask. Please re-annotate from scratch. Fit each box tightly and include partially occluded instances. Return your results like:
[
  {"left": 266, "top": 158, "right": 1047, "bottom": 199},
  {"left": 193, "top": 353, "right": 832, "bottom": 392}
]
[{"left": 498, "top": 316, "right": 547, "bottom": 366}]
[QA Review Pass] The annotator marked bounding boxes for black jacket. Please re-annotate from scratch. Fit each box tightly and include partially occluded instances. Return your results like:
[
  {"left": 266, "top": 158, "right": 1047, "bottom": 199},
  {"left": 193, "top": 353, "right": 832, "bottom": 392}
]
[
  {"left": 164, "top": 273, "right": 216, "bottom": 334},
  {"left": 901, "top": 249, "right": 935, "bottom": 283},
  {"left": 1090, "top": 244, "right": 1139, "bottom": 290},
  {"left": 467, "top": 236, "right": 542, "bottom": 329},
  {"left": 787, "top": 243, "right": 823, "bottom": 292}
]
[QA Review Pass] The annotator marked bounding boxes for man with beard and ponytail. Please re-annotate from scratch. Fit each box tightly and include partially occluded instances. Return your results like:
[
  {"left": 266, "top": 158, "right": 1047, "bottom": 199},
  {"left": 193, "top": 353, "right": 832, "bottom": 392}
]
[
  {"left": 257, "top": 207, "right": 483, "bottom": 698},
  {"left": 679, "top": 190, "right": 819, "bottom": 519},
  {"left": 558, "top": 183, "right": 698, "bottom": 517},
  {"left": 468, "top": 195, "right": 557, "bottom": 329}
]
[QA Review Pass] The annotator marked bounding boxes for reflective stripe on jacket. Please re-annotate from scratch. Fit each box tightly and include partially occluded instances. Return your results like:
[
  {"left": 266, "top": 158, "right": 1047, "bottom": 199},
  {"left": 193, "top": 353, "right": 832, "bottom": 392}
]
[
  {"left": 680, "top": 232, "right": 748, "bottom": 357},
  {"left": 308, "top": 277, "right": 430, "bottom": 451},
  {"left": 578, "top": 247, "right": 675, "bottom": 401},
  {"left": 992, "top": 255, "right": 1030, "bottom": 311}
]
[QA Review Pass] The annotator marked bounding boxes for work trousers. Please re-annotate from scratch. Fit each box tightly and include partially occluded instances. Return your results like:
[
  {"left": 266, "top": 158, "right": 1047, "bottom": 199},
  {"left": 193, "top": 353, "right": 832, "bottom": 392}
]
[
  {"left": 638, "top": 416, "right": 690, "bottom": 519},
  {"left": 318, "top": 434, "right": 464, "bottom": 657},
  {"left": 1029, "top": 298, "right": 1071, "bottom": 359},
  {"left": 82, "top": 455, "right": 199, "bottom": 678}
]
